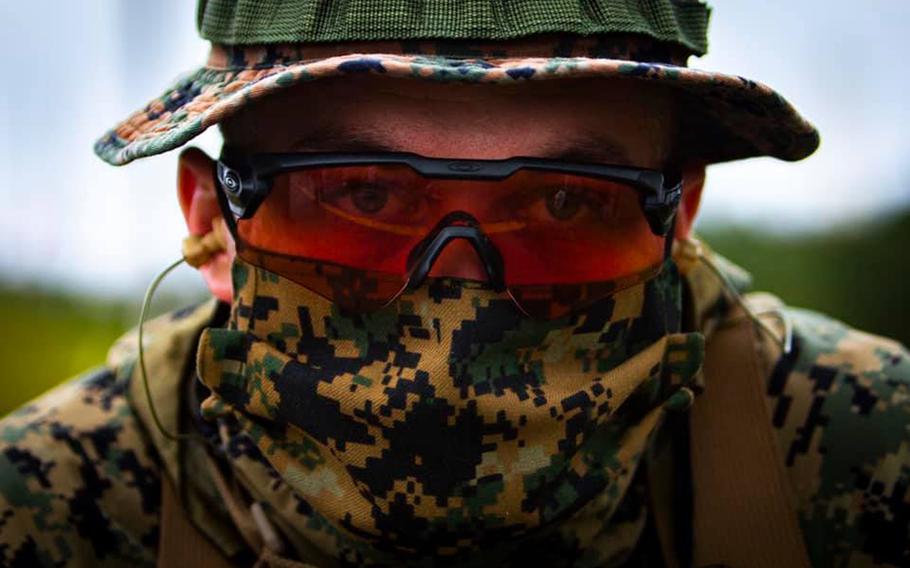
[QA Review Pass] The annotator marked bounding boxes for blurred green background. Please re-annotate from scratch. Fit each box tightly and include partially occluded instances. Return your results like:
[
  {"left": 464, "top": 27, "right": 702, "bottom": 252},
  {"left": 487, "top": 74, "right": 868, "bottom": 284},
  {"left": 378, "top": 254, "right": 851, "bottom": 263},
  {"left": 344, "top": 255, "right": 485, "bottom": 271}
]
[
  {"left": 1, "top": 208, "right": 907, "bottom": 417},
  {"left": 0, "top": 286, "right": 206, "bottom": 417}
]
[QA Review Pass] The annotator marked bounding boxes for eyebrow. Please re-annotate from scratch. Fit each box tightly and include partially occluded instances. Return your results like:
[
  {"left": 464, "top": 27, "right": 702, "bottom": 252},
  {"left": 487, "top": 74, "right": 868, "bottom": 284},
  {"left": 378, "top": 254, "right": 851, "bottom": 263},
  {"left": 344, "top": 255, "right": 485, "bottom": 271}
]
[
  {"left": 542, "top": 132, "right": 632, "bottom": 165},
  {"left": 293, "top": 127, "right": 632, "bottom": 165},
  {"left": 291, "top": 127, "right": 398, "bottom": 153}
]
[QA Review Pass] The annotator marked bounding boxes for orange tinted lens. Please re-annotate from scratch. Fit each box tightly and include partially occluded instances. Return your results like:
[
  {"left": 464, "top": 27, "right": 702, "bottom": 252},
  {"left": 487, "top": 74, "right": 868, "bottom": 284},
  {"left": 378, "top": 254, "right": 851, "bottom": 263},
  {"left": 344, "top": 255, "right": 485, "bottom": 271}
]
[
  {"left": 481, "top": 169, "right": 664, "bottom": 285},
  {"left": 507, "top": 264, "right": 663, "bottom": 320},
  {"left": 234, "top": 164, "right": 665, "bottom": 309},
  {"left": 237, "top": 164, "right": 427, "bottom": 275},
  {"left": 237, "top": 245, "right": 407, "bottom": 311}
]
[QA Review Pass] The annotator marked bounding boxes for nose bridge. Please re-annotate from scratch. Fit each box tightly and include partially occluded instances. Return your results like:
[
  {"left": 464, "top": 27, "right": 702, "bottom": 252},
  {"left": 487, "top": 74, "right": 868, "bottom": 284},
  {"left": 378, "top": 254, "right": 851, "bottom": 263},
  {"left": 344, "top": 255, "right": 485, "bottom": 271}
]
[
  {"left": 429, "top": 176, "right": 500, "bottom": 221},
  {"left": 427, "top": 238, "right": 487, "bottom": 281},
  {"left": 427, "top": 180, "right": 526, "bottom": 237}
]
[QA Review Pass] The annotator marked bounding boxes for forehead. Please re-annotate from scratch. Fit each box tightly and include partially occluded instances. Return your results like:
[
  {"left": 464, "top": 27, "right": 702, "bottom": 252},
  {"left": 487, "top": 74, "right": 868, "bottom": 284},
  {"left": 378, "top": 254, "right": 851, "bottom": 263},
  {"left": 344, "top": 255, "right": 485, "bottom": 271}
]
[{"left": 220, "top": 76, "right": 676, "bottom": 168}]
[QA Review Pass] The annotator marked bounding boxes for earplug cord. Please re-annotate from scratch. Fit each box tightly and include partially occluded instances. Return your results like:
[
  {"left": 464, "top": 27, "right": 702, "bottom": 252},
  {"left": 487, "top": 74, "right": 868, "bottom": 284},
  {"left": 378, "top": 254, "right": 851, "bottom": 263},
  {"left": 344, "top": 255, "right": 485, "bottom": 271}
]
[
  {"left": 696, "top": 248, "right": 793, "bottom": 355},
  {"left": 138, "top": 229, "right": 229, "bottom": 443},
  {"left": 138, "top": 257, "right": 195, "bottom": 442},
  {"left": 138, "top": 229, "right": 296, "bottom": 557}
]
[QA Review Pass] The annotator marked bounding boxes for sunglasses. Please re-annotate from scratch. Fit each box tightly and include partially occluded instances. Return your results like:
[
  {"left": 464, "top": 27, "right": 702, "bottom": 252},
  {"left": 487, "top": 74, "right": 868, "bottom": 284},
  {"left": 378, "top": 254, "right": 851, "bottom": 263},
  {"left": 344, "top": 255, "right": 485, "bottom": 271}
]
[{"left": 214, "top": 150, "right": 681, "bottom": 319}]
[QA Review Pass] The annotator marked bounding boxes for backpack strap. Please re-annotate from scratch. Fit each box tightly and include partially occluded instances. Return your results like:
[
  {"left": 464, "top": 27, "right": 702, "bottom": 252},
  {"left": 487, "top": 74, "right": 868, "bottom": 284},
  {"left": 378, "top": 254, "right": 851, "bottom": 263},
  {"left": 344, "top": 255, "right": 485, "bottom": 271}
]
[{"left": 688, "top": 310, "right": 810, "bottom": 567}]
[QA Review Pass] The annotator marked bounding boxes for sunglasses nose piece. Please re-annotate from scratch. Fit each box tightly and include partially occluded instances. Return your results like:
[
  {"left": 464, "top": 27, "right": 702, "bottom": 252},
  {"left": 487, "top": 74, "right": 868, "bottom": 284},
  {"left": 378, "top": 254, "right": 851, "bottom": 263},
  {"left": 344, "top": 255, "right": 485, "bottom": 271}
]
[
  {"left": 405, "top": 212, "right": 506, "bottom": 291},
  {"left": 426, "top": 239, "right": 490, "bottom": 282}
]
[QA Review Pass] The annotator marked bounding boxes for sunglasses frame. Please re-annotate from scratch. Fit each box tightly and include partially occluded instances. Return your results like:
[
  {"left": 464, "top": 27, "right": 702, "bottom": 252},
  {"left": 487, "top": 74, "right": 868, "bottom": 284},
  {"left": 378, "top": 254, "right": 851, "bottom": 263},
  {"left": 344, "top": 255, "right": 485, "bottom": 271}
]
[
  {"left": 211, "top": 150, "right": 682, "bottom": 318},
  {"left": 214, "top": 149, "right": 683, "bottom": 237}
]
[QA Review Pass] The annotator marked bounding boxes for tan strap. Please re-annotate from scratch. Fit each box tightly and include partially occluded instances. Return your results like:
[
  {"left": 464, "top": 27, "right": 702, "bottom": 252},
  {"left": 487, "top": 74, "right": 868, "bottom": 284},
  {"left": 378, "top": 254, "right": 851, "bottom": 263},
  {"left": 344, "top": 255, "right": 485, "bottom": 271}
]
[
  {"left": 158, "top": 473, "right": 235, "bottom": 568},
  {"left": 646, "top": 415, "right": 685, "bottom": 568},
  {"left": 689, "top": 314, "right": 811, "bottom": 568},
  {"left": 158, "top": 457, "right": 318, "bottom": 567}
]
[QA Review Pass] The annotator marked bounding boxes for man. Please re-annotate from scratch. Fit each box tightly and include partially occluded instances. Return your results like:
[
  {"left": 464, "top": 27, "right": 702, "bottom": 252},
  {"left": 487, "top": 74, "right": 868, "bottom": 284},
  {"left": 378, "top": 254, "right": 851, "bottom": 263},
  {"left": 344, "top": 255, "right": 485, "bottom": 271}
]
[{"left": 1, "top": 1, "right": 908, "bottom": 567}]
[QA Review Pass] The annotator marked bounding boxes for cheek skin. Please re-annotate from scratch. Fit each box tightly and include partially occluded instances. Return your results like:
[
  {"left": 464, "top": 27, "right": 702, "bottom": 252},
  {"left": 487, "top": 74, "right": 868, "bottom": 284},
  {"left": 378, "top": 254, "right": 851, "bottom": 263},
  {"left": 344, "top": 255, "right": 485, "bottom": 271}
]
[{"left": 201, "top": 218, "right": 236, "bottom": 303}]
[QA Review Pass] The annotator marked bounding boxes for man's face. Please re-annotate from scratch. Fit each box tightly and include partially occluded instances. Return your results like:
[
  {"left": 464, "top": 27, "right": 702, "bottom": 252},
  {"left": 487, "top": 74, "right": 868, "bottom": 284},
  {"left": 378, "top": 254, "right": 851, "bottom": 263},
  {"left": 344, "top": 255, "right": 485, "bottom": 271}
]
[{"left": 181, "top": 76, "right": 696, "bottom": 300}]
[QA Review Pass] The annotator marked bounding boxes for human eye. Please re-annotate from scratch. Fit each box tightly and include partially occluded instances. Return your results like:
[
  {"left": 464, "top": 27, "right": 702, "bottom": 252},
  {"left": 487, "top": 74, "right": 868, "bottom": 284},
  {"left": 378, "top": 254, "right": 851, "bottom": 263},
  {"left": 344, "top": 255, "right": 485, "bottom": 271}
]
[
  {"left": 545, "top": 187, "right": 584, "bottom": 220},
  {"left": 323, "top": 181, "right": 390, "bottom": 214},
  {"left": 318, "top": 178, "right": 425, "bottom": 222},
  {"left": 520, "top": 184, "right": 614, "bottom": 224}
]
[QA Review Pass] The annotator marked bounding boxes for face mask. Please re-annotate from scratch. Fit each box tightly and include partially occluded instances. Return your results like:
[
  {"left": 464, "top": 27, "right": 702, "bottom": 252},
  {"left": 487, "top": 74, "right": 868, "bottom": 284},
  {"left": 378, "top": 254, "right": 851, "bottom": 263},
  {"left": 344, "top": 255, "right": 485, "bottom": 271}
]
[{"left": 196, "top": 258, "right": 703, "bottom": 562}]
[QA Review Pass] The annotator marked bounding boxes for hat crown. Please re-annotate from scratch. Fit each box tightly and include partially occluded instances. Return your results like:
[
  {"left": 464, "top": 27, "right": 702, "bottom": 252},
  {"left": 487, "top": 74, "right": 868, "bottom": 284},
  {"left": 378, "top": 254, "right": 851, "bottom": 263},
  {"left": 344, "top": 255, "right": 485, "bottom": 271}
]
[{"left": 197, "top": 0, "right": 711, "bottom": 56}]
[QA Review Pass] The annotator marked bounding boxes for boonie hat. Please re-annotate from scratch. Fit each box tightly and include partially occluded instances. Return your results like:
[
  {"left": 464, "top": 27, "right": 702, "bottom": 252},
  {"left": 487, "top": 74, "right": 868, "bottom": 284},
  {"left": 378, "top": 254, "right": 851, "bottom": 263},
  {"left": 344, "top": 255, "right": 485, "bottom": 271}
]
[{"left": 94, "top": 0, "right": 820, "bottom": 167}]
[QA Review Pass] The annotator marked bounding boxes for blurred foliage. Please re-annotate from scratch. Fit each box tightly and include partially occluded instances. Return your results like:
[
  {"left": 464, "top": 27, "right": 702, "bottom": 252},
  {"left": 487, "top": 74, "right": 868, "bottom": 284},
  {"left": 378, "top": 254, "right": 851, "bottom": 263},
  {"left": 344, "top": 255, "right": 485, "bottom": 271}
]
[
  {"left": 0, "top": 209, "right": 907, "bottom": 417},
  {"left": 699, "top": 209, "right": 909, "bottom": 349},
  {"left": 0, "top": 287, "right": 204, "bottom": 417}
]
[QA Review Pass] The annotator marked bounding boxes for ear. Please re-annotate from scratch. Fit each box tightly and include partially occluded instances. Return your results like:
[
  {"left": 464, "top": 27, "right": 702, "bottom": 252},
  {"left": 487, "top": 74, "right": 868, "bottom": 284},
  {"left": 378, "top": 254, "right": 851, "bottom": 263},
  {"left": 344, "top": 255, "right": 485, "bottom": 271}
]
[
  {"left": 177, "top": 147, "right": 235, "bottom": 302},
  {"left": 673, "top": 162, "right": 705, "bottom": 240}
]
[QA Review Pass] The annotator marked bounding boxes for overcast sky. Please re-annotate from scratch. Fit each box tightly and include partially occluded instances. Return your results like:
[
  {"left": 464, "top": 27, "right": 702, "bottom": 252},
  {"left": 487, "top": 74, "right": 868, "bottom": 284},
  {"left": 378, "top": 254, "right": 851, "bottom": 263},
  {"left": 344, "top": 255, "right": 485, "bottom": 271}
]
[{"left": 1, "top": 1, "right": 908, "bottom": 297}]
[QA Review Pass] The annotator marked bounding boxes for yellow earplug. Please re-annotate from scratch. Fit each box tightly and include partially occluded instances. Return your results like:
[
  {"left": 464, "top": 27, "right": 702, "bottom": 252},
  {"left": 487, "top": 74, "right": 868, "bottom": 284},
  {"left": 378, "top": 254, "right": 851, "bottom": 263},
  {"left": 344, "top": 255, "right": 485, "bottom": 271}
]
[{"left": 181, "top": 223, "right": 228, "bottom": 268}]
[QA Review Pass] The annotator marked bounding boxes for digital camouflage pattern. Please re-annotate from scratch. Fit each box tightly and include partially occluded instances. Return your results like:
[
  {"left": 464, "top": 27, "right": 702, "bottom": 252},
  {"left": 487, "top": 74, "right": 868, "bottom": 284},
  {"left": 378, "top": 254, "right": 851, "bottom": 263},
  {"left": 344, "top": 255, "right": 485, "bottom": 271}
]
[
  {"left": 93, "top": 35, "right": 819, "bottom": 168},
  {"left": 760, "top": 303, "right": 910, "bottom": 566},
  {"left": 193, "top": 258, "right": 701, "bottom": 565},
  {"left": 0, "top": 368, "right": 161, "bottom": 567},
  {"left": 1, "top": 247, "right": 908, "bottom": 566},
  {"left": 0, "top": 302, "right": 226, "bottom": 567}
]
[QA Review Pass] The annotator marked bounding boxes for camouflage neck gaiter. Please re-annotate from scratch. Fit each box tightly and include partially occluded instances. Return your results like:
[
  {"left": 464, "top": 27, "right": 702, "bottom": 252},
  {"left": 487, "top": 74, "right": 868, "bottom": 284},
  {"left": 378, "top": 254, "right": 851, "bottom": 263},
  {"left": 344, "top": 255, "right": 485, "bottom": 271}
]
[{"left": 196, "top": 259, "right": 703, "bottom": 565}]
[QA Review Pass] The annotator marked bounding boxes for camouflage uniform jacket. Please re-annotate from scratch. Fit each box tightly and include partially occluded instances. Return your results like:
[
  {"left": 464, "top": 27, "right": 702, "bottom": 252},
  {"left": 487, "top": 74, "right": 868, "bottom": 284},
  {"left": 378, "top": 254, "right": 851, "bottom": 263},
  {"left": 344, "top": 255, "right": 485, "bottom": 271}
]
[{"left": 2, "top": 252, "right": 909, "bottom": 567}]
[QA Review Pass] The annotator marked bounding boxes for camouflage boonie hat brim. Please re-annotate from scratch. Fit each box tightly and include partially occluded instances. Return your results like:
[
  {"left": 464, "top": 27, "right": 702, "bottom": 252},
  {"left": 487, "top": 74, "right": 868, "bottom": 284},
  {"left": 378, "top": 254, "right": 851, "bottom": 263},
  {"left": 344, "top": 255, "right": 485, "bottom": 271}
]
[{"left": 94, "top": 36, "right": 820, "bottom": 167}]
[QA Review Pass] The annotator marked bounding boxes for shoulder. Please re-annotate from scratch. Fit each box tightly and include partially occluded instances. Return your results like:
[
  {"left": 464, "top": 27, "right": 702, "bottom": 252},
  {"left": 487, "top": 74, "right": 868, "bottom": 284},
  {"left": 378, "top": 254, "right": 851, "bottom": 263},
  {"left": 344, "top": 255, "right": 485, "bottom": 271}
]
[
  {"left": 0, "top": 363, "right": 160, "bottom": 566},
  {"left": 0, "top": 299, "right": 222, "bottom": 567},
  {"left": 754, "top": 296, "right": 910, "bottom": 566}
]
